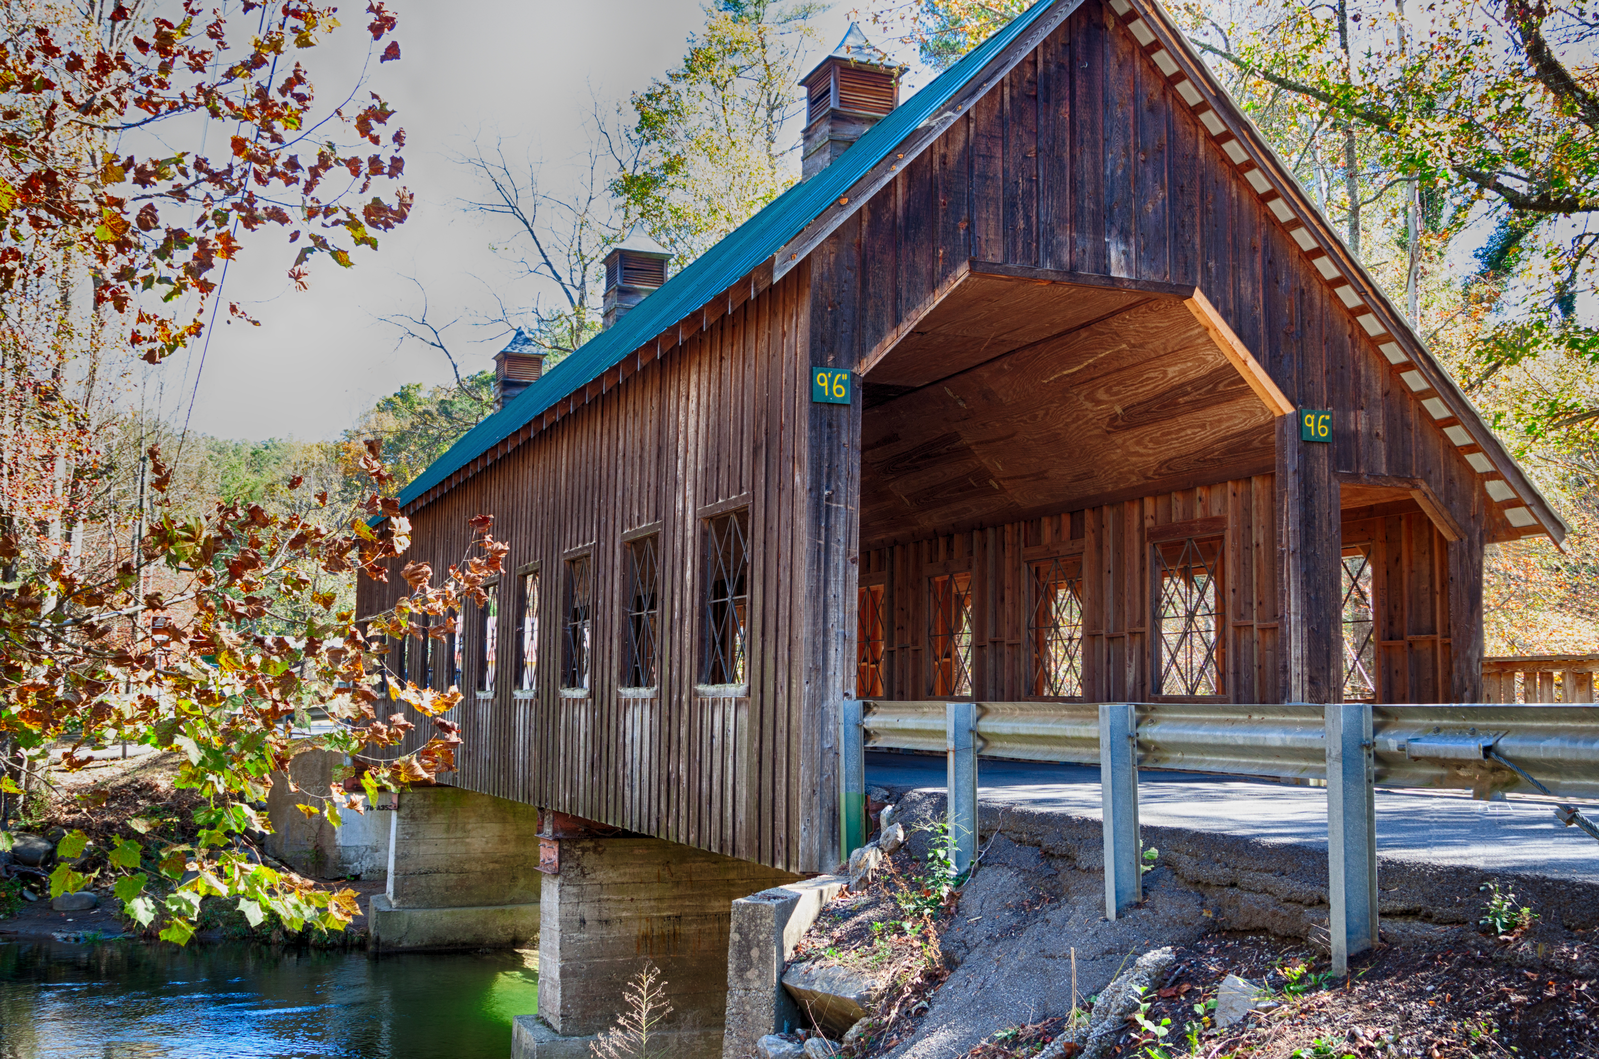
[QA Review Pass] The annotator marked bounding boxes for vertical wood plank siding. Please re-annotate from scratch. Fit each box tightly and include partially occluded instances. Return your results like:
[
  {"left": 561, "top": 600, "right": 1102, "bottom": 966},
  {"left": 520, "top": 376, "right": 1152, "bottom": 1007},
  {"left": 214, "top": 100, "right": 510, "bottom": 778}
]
[
  {"left": 359, "top": 269, "right": 815, "bottom": 872},
  {"left": 862, "top": 479, "right": 1278, "bottom": 703},
  {"left": 358, "top": 0, "right": 1495, "bottom": 876},
  {"left": 810, "top": 0, "right": 1489, "bottom": 706}
]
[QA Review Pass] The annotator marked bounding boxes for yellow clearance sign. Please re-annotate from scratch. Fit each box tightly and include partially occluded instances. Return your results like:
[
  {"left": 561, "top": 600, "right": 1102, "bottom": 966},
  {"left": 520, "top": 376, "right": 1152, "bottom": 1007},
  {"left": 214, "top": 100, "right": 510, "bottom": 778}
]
[{"left": 812, "top": 367, "right": 852, "bottom": 405}]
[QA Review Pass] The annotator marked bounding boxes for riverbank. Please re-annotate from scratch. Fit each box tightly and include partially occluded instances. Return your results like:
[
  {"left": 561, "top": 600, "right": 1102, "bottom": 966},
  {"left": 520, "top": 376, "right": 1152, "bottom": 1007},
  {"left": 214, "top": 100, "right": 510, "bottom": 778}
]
[{"left": 1, "top": 749, "right": 384, "bottom": 947}]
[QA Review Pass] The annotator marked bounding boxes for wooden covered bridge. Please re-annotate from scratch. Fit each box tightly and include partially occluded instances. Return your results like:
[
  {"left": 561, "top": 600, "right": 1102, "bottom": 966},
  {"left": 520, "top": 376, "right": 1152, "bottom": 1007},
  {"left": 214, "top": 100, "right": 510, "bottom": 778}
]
[{"left": 357, "top": 0, "right": 1566, "bottom": 1051}]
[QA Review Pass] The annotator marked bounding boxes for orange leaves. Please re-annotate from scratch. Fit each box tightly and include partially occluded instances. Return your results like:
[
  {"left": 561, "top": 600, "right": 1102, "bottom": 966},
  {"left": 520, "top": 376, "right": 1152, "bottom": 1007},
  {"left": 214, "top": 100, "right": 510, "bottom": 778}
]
[
  {"left": 147, "top": 445, "right": 172, "bottom": 492},
  {"left": 6, "top": 0, "right": 409, "bottom": 375},
  {"left": 401, "top": 561, "right": 432, "bottom": 589},
  {"left": 366, "top": 2, "right": 398, "bottom": 40}
]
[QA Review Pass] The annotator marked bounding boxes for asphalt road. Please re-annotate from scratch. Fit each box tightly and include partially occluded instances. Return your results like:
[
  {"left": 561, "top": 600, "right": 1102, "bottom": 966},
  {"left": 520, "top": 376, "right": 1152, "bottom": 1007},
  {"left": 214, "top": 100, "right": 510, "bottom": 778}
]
[{"left": 866, "top": 751, "right": 1599, "bottom": 883}]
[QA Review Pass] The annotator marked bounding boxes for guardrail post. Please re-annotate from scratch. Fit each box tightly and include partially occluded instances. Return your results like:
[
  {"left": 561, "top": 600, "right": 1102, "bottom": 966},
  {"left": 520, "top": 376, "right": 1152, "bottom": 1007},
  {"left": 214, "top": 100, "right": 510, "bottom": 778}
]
[
  {"left": 1326, "top": 702, "right": 1377, "bottom": 976},
  {"left": 839, "top": 696, "right": 866, "bottom": 862},
  {"left": 946, "top": 702, "right": 979, "bottom": 877},
  {"left": 1099, "top": 703, "right": 1141, "bottom": 918}
]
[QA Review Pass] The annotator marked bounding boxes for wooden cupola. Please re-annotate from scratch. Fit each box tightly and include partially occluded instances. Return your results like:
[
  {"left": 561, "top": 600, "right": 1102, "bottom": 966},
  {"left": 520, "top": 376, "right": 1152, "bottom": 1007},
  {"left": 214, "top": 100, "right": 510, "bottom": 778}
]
[
  {"left": 493, "top": 329, "right": 544, "bottom": 410},
  {"left": 799, "top": 24, "right": 902, "bottom": 180},
  {"left": 601, "top": 232, "right": 672, "bottom": 331}
]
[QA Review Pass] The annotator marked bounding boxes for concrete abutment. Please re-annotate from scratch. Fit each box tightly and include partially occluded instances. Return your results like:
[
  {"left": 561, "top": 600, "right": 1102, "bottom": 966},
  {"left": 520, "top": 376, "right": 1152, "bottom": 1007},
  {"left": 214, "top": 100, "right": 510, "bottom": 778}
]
[
  {"left": 516, "top": 818, "right": 799, "bottom": 1059},
  {"left": 369, "top": 785, "right": 542, "bottom": 952}
]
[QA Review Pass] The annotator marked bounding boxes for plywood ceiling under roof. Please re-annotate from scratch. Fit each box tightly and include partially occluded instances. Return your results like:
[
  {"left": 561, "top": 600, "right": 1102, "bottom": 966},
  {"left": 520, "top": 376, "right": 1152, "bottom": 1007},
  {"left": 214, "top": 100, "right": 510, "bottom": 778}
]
[{"left": 859, "top": 267, "right": 1291, "bottom": 547}]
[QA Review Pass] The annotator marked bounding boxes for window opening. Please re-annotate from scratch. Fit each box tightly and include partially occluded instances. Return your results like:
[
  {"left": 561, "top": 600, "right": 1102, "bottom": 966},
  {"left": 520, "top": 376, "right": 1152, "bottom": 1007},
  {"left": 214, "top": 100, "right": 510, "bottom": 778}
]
[
  {"left": 448, "top": 608, "right": 462, "bottom": 689},
  {"left": 415, "top": 614, "right": 432, "bottom": 689},
  {"left": 562, "top": 556, "right": 593, "bottom": 691},
  {"left": 519, "top": 570, "right": 540, "bottom": 694},
  {"left": 701, "top": 512, "right": 750, "bottom": 686},
  {"left": 623, "top": 536, "right": 660, "bottom": 688},
  {"left": 1028, "top": 557, "right": 1084, "bottom": 697},
  {"left": 1340, "top": 549, "right": 1377, "bottom": 702},
  {"left": 857, "top": 584, "right": 887, "bottom": 698},
  {"left": 928, "top": 572, "right": 973, "bottom": 698},
  {"left": 1154, "top": 537, "right": 1224, "bottom": 696},
  {"left": 478, "top": 589, "right": 499, "bottom": 695}
]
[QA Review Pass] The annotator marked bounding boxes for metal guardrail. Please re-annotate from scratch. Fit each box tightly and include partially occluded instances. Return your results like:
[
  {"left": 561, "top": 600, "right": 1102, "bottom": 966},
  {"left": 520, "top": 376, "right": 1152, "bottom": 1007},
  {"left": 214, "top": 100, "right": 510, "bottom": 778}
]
[
  {"left": 860, "top": 700, "right": 1599, "bottom": 800},
  {"left": 841, "top": 698, "right": 1599, "bottom": 978}
]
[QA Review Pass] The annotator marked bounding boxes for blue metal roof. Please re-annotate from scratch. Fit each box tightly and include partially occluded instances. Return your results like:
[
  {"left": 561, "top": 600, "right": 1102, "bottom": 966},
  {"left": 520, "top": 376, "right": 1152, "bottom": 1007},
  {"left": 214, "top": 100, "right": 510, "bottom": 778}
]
[{"left": 396, "top": 0, "right": 1056, "bottom": 508}]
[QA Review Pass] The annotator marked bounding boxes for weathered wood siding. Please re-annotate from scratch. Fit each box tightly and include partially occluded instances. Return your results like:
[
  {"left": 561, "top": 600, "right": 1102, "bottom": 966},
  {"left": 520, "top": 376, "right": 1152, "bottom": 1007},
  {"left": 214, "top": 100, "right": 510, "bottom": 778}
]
[
  {"left": 806, "top": 0, "right": 1489, "bottom": 702},
  {"left": 363, "top": 0, "right": 1499, "bottom": 876},
  {"left": 361, "top": 268, "right": 819, "bottom": 871},
  {"left": 859, "top": 477, "right": 1281, "bottom": 703}
]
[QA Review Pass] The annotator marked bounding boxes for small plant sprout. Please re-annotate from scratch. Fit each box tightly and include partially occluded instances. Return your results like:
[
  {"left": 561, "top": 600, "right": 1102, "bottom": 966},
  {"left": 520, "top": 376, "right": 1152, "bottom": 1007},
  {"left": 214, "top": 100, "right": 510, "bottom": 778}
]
[
  {"left": 1140, "top": 846, "right": 1159, "bottom": 874},
  {"left": 1479, "top": 882, "right": 1539, "bottom": 936},
  {"left": 1131, "top": 987, "right": 1173, "bottom": 1058},
  {"left": 1278, "top": 960, "right": 1332, "bottom": 997}
]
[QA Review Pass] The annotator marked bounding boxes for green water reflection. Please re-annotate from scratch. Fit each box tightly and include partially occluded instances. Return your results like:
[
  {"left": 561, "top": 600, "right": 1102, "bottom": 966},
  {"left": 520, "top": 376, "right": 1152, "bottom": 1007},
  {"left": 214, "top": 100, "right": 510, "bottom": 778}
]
[{"left": 0, "top": 939, "right": 538, "bottom": 1058}]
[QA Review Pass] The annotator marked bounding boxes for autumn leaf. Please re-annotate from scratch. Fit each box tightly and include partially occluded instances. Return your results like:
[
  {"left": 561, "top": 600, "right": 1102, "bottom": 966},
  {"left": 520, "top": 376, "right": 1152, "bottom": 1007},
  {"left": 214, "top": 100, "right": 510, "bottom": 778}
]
[
  {"left": 93, "top": 209, "right": 131, "bottom": 242},
  {"left": 238, "top": 898, "right": 265, "bottom": 927},
  {"left": 110, "top": 838, "right": 144, "bottom": 870},
  {"left": 159, "top": 919, "right": 196, "bottom": 945},
  {"left": 381, "top": 41, "right": 400, "bottom": 62},
  {"left": 57, "top": 830, "right": 89, "bottom": 860},
  {"left": 114, "top": 873, "right": 148, "bottom": 904}
]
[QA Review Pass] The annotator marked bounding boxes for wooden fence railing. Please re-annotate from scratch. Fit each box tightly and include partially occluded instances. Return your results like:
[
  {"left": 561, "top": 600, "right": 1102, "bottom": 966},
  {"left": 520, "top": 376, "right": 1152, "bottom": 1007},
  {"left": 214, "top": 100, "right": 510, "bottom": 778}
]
[{"left": 1482, "top": 655, "right": 1599, "bottom": 703}]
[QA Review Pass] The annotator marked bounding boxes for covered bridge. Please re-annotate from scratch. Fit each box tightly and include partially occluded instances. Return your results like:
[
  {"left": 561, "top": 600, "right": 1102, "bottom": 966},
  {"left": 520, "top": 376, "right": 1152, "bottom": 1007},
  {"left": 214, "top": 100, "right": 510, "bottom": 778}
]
[{"left": 357, "top": 0, "right": 1565, "bottom": 1049}]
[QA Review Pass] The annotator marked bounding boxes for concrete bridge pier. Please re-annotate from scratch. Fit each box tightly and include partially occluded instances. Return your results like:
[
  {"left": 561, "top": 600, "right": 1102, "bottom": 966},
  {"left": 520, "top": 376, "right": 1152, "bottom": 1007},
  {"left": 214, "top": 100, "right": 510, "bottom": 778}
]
[
  {"left": 368, "top": 785, "right": 543, "bottom": 951},
  {"left": 514, "top": 814, "right": 798, "bottom": 1059}
]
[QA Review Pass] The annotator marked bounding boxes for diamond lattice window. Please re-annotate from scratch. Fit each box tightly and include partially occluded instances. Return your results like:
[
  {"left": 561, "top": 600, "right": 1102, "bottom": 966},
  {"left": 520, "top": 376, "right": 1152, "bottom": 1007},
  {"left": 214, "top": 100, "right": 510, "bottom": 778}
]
[
  {"left": 701, "top": 512, "right": 750, "bottom": 686},
  {"left": 624, "top": 536, "right": 660, "bottom": 688},
  {"left": 448, "top": 608, "right": 462, "bottom": 689},
  {"left": 562, "top": 556, "right": 592, "bottom": 692},
  {"left": 415, "top": 614, "right": 433, "bottom": 689},
  {"left": 1154, "top": 537, "right": 1224, "bottom": 697},
  {"left": 1340, "top": 549, "right": 1377, "bottom": 702},
  {"left": 519, "top": 570, "right": 540, "bottom": 694},
  {"left": 478, "top": 587, "right": 499, "bottom": 695},
  {"left": 857, "top": 584, "right": 887, "bottom": 697},
  {"left": 928, "top": 572, "right": 973, "bottom": 698},
  {"left": 1029, "top": 557, "right": 1084, "bottom": 697}
]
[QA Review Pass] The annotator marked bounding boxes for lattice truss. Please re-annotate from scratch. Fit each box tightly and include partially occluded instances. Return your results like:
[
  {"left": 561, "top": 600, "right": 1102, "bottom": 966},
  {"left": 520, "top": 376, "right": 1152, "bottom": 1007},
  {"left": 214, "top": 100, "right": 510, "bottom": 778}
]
[
  {"left": 563, "top": 556, "right": 592, "bottom": 691},
  {"left": 520, "top": 571, "right": 540, "bottom": 693},
  {"left": 1341, "top": 550, "right": 1377, "bottom": 702},
  {"left": 857, "top": 584, "right": 887, "bottom": 697},
  {"left": 703, "top": 513, "right": 750, "bottom": 685},
  {"left": 624, "top": 536, "right": 660, "bottom": 688},
  {"left": 1029, "top": 558, "right": 1084, "bottom": 697},
  {"left": 928, "top": 573, "right": 973, "bottom": 698},
  {"left": 1155, "top": 538, "right": 1223, "bottom": 696}
]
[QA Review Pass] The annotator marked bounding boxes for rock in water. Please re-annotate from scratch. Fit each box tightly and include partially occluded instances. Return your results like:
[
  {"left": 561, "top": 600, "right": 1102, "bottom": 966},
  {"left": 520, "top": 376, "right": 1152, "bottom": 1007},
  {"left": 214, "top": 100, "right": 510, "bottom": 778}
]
[
  {"left": 803, "top": 1037, "right": 839, "bottom": 1059},
  {"left": 783, "top": 962, "right": 885, "bottom": 1037},
  {"left": 1212, "top": 974, "right": 1267, "bottom": 1028},
  {"left": 11, "top": 833, "right": 53, "bottom": 868},
  {"left": 51, "top": 891, "right": 98, "bottom": 912}
]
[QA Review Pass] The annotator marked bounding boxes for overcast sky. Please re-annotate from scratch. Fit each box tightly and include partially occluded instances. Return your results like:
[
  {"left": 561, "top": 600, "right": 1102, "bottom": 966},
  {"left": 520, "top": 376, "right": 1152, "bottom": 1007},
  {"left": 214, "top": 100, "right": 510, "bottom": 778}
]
[{"left": 163, "top": 1, "right": 898, "bottom": 443}]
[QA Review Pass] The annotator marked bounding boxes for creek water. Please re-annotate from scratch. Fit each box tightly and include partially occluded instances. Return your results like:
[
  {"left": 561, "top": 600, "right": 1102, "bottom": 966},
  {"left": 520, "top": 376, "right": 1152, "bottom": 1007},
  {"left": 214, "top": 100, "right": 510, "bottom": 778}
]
[{"left": 0, "top": 938, "right": 539, "bottom": 1058}]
